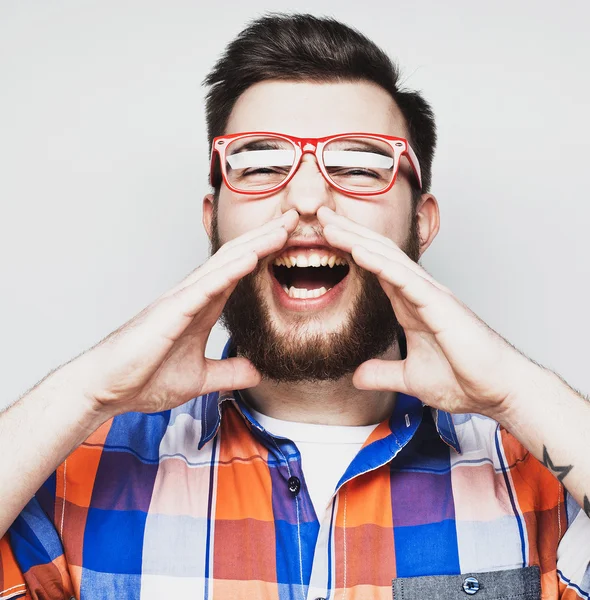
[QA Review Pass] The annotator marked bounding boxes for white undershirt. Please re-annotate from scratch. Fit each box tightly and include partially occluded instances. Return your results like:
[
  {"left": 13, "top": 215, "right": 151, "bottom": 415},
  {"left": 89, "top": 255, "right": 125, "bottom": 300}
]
[{"left": 249, "top": 407, "right": 380, "bottom": 517}]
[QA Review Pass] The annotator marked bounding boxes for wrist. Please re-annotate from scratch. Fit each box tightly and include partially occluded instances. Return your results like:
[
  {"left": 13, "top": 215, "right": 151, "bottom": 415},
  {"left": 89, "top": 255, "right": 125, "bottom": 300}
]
[
  {"left": 488, "top": 360, "right": 553, "bottom": 429},
  {"left": 40, "top": 359, "right": 115, "bottom": 436}
]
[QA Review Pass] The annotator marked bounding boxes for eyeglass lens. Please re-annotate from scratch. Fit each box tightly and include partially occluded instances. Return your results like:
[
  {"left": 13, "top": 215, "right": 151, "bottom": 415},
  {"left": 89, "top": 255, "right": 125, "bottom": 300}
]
[{"left": 224, "top": 135, "right": 396, "bottom": 192}]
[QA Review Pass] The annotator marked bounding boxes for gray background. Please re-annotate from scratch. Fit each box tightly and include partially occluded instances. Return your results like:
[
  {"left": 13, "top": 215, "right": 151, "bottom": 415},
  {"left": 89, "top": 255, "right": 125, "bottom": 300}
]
[{"left": 1, "top": 0, "right": 589, "bottom": 409}]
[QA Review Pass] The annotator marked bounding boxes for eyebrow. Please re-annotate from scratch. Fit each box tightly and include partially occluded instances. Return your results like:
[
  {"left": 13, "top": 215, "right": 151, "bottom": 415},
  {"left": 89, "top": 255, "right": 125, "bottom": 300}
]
[
  {"left": 326, "top": 140, "right": 392, "bottom": 157},
  {"left": 230, "top": 140, "right": 287, "bottom": 153}
]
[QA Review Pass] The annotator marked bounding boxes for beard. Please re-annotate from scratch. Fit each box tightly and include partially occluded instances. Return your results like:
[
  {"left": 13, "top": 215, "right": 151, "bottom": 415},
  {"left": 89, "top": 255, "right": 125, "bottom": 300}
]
[{"left": 211, "top": 210, "right": 421, "bottom": 383}]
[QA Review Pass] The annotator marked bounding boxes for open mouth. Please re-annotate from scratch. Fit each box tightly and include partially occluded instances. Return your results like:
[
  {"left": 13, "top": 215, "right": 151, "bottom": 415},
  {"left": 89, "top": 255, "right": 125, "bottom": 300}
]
[{"left": 271, "top": 252, "right": 350, "bottom": 299}]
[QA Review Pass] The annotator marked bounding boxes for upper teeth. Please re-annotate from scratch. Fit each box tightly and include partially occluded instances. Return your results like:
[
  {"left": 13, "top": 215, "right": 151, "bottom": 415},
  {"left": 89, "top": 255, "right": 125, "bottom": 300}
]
[{"left": 273, "top": 254, "right": 346, "bottom": 268}]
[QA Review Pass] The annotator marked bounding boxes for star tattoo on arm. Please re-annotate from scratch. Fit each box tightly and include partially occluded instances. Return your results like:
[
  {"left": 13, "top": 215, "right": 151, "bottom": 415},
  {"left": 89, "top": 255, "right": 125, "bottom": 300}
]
[
  {"left": 542, "top": 445, "right": 573, "bottom": 483},
  {"left": 541, "top": 446, "right": 590, "bottom": 518}
]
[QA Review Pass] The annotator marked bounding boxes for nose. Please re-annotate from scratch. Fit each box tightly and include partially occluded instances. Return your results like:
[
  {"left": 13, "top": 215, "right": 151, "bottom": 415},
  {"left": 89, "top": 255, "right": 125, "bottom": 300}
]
[{"left": 280, "top": 150, "right": 336, "bottom": 219}]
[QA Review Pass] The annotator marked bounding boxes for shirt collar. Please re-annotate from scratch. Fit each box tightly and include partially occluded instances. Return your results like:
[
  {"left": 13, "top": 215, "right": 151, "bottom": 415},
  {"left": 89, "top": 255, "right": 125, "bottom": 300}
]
[{"left": 198, "top": 338, "right": 461, "bottom": 454}]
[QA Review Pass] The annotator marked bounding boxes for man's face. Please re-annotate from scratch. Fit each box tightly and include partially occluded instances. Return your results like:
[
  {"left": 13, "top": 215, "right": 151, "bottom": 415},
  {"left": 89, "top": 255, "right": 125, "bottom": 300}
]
[{"left": 205, "top": 80, "right": 422, "bottom": 382}]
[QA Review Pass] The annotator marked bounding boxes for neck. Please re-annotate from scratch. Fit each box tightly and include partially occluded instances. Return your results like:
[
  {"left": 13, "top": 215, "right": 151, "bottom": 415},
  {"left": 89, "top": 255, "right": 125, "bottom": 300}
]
[{"left": 241, "top": 344, "right": 401, "bottom": 426}]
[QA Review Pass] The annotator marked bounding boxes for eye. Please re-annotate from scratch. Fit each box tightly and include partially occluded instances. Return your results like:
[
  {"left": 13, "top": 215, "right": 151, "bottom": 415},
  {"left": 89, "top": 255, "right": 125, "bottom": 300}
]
[
  {"left": 329, "top": 167, "right": 381, "bottom": 179},
  {"left": 245, "top": 167, "right": 275, "bottom": 174},
  {"left": 243, "top": 166, "right": 290, "bottom": 176}
]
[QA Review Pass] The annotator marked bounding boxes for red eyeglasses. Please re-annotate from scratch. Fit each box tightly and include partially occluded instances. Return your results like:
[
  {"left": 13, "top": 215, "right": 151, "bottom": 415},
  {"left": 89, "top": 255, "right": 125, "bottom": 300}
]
[{"left": 209, "top": 131, "right": 422, "bottom": 196}]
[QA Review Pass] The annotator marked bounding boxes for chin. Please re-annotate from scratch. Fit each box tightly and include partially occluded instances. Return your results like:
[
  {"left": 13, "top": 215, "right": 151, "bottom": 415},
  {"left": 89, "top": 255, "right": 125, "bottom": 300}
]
[{"left": 221, "top": 252, "right": 403, "bottom": 383}]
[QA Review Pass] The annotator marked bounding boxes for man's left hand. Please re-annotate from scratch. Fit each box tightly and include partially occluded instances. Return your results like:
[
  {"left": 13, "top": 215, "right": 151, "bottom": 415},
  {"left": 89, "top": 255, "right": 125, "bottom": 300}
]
[
  {"left": 319, "top": 206, "right": 590, "bottom": 517},
  {"left": 318, "top": 206, "right": 538, "bottom": 420}
]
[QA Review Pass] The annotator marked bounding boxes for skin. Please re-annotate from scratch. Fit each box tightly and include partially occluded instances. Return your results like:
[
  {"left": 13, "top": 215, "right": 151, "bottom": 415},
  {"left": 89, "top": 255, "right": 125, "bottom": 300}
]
[
  {"left": 1, "top": 79, "right": 588, "bottom": 541},
  {"left": 201, "top": 79, "right": 590, "bottom": 516},
  {"left": 203, "top": 80, "right": 440, "bottom": 425}
]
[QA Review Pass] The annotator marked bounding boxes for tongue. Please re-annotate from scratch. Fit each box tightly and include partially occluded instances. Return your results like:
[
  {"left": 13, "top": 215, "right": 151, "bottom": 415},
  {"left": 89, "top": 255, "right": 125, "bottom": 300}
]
[{"left": 290, "top": 267, "right": 334, "bottom": 289}]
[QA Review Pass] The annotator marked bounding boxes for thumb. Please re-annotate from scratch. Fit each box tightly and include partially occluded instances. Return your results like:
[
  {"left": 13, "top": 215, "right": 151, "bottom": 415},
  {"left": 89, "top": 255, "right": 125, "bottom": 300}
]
[
  {"left": 200, "top": 357, "right": 262, "bottom": 396},
  {"left": 353, "top": 359, "right": 409, "bottom": 393}
]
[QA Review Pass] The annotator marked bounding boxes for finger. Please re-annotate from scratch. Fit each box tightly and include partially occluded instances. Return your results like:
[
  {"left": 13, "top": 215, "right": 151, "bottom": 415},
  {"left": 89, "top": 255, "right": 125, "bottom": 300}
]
[
  {"left": 351, "top": 245, "right": 445, "bottom": 310},
  {"left": 176, "top": 250, "right": 259, "bottom": 314},
  {"left": 180, "top": 210, "right": 297, "bottom": 287},
  {"left": 215, "top": 209, "right": 299, "bottom": 255},
  {"left": 162, "top": 225, "right": 290, "bottom": 299},
  {"left": 201, "top": 356, "right": 262, "bottom": 395},
  {"left": 181, "top": 282, "right": 238, "bottom": 337},
  {"left": 150, "top": 251, "right": 260, "bottom": 342},
  {"left": 318, "top": 206, "right": 399, "bottom": 250},
  {"left": 188, "top": 226, "right": 289, "bottom": 286},
  {"left": 353, "top": 358, "right": 409, "bottom": 393},
  {"left": 353, "top": 245, "right": 468, "bottom": 338},
  {"left": 319, "top": 208, "right": 452, "bottom": 293},
  {"left": 323, "top": 223, "right": 408, "bottom": 265},
  {"left": 162, "top": 210, "right": 298, "bottom": 298},
  {"left": 324, "top": 223, "right": 444, "bottom": 291}
]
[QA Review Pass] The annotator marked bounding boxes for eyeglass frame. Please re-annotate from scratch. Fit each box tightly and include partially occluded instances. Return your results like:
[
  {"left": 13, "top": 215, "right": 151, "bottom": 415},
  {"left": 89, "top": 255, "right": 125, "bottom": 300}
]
[{"left": 209, "top": 131, "right": 422, "bottom": 196}]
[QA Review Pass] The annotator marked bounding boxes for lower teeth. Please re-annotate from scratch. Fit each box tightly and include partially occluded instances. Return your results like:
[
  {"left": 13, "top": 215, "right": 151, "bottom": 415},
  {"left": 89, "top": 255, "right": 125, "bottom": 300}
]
[{"left": 282, "top": 285, "right": 330, "bottom": 299}]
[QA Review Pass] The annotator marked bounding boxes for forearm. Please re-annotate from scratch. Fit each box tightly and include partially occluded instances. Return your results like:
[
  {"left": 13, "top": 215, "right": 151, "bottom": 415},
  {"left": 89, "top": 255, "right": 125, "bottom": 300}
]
[
  {"left": 494, "top": 364, "right": 590, "bottom": 517},
  {"left": 0, "top": 362, "right": 109, "bottom": 537}
]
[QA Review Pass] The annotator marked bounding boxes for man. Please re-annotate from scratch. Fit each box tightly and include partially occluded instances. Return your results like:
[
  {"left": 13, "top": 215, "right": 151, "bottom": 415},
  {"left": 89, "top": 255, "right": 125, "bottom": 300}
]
[{"left": 1, "top": 13, "right": 589, "bottom": 600}]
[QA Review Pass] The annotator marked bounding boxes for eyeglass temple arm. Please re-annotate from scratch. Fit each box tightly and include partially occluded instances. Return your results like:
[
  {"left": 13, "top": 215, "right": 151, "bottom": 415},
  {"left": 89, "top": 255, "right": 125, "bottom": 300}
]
[
  {"left": 405, "top": 144, "right": 423, "bottom": 190},
  {"left": 209, "top": 147, "right": 221, "bottom": 187}
]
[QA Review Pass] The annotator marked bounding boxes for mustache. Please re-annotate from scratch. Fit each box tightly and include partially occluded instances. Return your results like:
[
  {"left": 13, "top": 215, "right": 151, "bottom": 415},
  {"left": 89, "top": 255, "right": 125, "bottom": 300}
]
[
  {"left": 266, "top": 223, "right": 354, "bottom": 263},
  {"left": 288, "top": 223, "right": 324, "bottom": 239}
]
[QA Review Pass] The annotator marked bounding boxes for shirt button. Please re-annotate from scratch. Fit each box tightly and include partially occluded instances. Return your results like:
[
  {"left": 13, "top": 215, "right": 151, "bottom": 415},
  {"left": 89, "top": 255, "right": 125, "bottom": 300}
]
[
  {"left": 462, "top": 576, "right": 480, "bottom": 595},
  {"left": 287, "top": 476, "right": 301, "bottom": 496}
]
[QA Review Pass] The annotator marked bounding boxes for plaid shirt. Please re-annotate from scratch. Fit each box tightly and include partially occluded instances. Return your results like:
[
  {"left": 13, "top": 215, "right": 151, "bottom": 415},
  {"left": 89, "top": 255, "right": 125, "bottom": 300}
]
[{"left": 1, "top": 348, "right": 589, "bottom": 599}]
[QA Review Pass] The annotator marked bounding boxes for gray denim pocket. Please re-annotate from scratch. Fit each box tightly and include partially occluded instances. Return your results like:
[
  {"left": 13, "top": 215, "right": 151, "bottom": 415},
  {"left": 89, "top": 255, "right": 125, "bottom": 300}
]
[{"left": 392, "top": 565, "right": 541, "bottom": 599}]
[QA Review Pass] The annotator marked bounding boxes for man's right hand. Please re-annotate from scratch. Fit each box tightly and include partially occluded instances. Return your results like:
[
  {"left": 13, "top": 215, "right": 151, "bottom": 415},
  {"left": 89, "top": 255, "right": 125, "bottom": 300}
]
[
  {"left": 0, "top": 209, "right": 298, "bottom": 539},
  {"left": 72, "top": 209, "right": 298, "bottom": 418}
]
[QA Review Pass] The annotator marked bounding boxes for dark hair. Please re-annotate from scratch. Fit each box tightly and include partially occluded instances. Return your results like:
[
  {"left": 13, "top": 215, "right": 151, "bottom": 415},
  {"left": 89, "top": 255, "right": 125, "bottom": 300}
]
[{"left": 204, "top": 13, "right": 437, "bottom": 204}]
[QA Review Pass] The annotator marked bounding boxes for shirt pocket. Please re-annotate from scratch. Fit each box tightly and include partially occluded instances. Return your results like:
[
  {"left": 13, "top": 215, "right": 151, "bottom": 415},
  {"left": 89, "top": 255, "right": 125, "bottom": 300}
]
[{"left": 392, "top": 566, "right": 541, "bottom": 600}]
